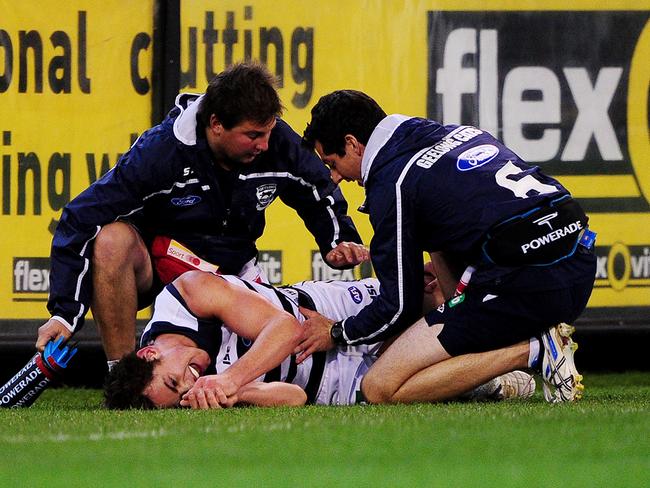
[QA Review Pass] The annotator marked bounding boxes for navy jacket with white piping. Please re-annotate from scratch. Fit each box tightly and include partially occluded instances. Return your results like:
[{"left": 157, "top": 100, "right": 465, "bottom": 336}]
[
  {"left": 48, "top": 93, "right": 361, "bottom": 333},
  {"left": 337, "top": 114, "right": 589, "bottom": 345}
]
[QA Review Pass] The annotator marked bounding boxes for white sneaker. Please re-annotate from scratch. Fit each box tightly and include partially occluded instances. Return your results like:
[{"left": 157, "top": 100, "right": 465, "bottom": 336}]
[
  {"left": 541, "top": 323, "right": 584, "bottom": 403},
  {"left": 494, "top": 370, "right": 536, "bottom": 400},
  {"left": 460, "top": 370, "right": 535, "bottom": 401}
]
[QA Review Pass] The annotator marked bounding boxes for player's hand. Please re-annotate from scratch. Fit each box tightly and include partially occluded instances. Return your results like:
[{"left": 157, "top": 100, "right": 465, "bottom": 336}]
[
  {"left": 325, "top": 242, "right": 369, "bottom": 268},
  {"left": 294, "top": 307, "right": 335, "bottom": 364},
  {"left": 36, "top": 318, "right": 72, "bottom": 352},
  {"left": 180, "top": 374, "right": 238, "bottom": 409}
]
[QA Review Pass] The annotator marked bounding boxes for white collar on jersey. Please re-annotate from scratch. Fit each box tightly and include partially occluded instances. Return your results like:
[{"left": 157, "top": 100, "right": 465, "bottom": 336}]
[
  {"left": 360, "top": 114, "right": 412, "bottom": 185},
  {"left": 172, "top": 92, "right": 204, "bottom": 146}
]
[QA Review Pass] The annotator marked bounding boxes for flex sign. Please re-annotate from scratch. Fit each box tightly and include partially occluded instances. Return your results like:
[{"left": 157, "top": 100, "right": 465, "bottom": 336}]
[{"left": 427, "top": 11, "right": 649, "bottom": 212}]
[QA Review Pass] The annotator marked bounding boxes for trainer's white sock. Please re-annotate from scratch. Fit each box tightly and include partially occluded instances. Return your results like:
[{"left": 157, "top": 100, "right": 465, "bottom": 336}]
[
  {"left": 107, "top": 360, "right": 119, "bottom": 372},
  {"left": 528, "top": 338, "right": 540, "bottom": 368}
]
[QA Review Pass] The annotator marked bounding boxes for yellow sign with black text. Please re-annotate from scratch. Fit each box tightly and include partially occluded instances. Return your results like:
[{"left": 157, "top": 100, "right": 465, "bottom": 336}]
[
  {"left": 1, "top": 1, "right": 154, "bottom": 318},
  {"left": 0, "top": 0, "right": 648, "bottom": 324},
  {"left": 179, "top": 1, "right": 649, "bottom": 314}
]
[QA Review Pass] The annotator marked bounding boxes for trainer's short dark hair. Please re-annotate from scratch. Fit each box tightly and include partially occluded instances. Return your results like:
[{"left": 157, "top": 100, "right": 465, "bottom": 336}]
[
  {"left": 197, "top": 62, "right": 283, "bottom": 129},
  {"left": 103, "top": 352, "right": 156, "bottom": 410},
  {"left": 303, "top": 90, "right": 386, "bottom": 156}
]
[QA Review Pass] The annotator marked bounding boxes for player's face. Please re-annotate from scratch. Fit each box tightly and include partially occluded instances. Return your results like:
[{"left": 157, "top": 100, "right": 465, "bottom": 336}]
[
  {"left": 209, "top": 116, "right": 276, "bottom": 165},
  {"left": 140, "top": 343, "right": 211, "bottom": 408},
  {"left": 314, "top": 140, "right": 363, "bottom": 186}
]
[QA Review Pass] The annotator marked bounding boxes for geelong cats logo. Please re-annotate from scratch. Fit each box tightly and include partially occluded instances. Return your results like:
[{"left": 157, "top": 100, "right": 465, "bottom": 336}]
[{"left": 256, "top": 184, "right": 277, "bottom": 210}]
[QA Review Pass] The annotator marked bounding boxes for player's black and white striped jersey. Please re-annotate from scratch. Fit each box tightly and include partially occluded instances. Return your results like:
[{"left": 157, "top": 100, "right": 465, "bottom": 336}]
[{"left": 141, "top": 275, "right": 381, "bottom": 404}]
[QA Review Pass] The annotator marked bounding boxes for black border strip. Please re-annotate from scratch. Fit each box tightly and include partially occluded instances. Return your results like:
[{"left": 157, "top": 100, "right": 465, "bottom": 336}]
[{"left": 152, "top": 0, "right": 180, "bottom": 125}]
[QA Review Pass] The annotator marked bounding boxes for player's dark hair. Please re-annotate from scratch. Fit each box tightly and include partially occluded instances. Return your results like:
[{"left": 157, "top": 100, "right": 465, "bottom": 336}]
[
  {"left": 103, "top": 352, "right": 156, "bottom": 410},
  {"left": 197, "top": 62, "right": 283, "bottom": 129},
  {"left": 302, "top": 90, "right": 386, "bottom": 156}
]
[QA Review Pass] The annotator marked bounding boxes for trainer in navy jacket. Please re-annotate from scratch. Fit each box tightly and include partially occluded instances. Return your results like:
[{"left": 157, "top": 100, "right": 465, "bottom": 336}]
[
  {"left": 297, "top": 90, "right": 595, "bottom": 361},
  {"left": 47, "top": 92, "right": 361, "bottom": 335}
]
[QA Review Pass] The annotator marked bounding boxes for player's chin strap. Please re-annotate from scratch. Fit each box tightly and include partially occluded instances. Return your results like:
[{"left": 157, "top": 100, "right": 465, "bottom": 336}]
[{"left": 0, "top": 337, "right": 78, "bottom": 408}]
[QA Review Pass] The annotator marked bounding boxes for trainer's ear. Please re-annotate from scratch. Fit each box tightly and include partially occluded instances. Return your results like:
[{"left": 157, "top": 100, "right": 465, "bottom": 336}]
[
  {"left": 344, "top": 134, "right": 366, "bottom": 160},
  {"left": 209, "top": 114, "right": 223, "bottom": 135},
  {"left": 344, "top": 134, "right": 359, "bottom": 153},
  {"left": 136, "top": 346, "right": 159, "bottom": 362}
]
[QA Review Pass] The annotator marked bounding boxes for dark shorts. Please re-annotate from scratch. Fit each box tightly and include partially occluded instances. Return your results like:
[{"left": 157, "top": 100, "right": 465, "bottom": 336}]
[
  {"left": 425, "top": 250, "right": 596, "bottom": 356},
  {"left": 136, "top": 270, "right": 164, "bottom": 310},
  {"left": 136, "top": 235, "right": 164, "bottom": 310}
]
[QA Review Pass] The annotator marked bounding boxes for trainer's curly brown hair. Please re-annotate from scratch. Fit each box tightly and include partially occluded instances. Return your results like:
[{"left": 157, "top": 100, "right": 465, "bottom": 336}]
[{"left": 103, "top": 352, "right": 156, "bottom": 410}]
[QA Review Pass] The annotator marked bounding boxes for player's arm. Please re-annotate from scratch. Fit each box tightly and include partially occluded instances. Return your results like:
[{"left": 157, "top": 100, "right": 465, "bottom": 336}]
[
  {"left": 176, "top": 271, "right": 302, "bottom": 405},
  {"left": 235, "top": 382, "right": 307, "bottom": 407}
]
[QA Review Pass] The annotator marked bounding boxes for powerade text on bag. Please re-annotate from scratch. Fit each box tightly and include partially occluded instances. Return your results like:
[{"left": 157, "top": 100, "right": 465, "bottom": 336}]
[{"left": 481, "top": 196, "right": 589, "bottom": 267}]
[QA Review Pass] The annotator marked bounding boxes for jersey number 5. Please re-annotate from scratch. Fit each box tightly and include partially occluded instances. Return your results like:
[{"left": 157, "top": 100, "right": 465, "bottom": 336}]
[{"left": 495, "top": 161, "right": 557, "bottom": 199}]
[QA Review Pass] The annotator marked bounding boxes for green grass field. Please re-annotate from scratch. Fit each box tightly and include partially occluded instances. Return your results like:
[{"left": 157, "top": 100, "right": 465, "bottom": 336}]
[{"left": 1, "top": 372, "right": 649, "bottom": 488}]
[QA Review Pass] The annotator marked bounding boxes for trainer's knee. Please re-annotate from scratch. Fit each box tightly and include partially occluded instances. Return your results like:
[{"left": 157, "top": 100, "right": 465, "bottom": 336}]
[
  {"left": 361, "top": 369, "right": 397, "bottom": 405},
  {"left": 94, "top": 222, "right": 146, "bottom": 266}
]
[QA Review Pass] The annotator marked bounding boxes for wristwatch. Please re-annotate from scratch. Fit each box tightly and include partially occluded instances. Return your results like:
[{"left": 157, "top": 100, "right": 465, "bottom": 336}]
[{"left": 329, "top": 321, "right": 346, "bottom": 345}]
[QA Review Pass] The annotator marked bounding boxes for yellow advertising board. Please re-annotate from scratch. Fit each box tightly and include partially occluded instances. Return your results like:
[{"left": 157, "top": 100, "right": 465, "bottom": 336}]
[
  {"left": 180, "top": 0, "right": 650, "bottom": 314},
  {"left": 0, "top": 0, "right": 648, "bottom": 324},
  {"left": 0, "top": 1, "right": 154, "bottom": 319}
]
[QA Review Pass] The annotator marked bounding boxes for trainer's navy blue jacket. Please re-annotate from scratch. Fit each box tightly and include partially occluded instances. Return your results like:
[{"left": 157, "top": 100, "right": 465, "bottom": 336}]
[
  {"left": 339, "top": 114, "right": 587, "bottom": 345},
  {"left": 48, "top": 93, "right": 361, "bottom": 333}
]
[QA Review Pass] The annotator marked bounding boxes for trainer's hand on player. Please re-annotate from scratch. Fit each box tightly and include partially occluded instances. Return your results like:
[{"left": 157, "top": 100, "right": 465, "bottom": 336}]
[
  {"left": 180, "top": 374, "right": 239, "bottom": 409},
  {"left": 35, "top": 318, "right": 72, "bottom": 352},
  {"left": 295, "top": 307, "right": 336, "bottom": 364},
  {"left": 325, "top": 241, "right": 369, "bottom": 268}
]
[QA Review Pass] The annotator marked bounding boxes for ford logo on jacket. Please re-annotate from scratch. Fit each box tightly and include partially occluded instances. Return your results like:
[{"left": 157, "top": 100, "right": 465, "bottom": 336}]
[{"left": 171, "top": 195, "right": 202, "bottom": 207}]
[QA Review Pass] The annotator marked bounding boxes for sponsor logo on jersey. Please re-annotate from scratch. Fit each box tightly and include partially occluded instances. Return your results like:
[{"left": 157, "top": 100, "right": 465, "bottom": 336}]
[
  {"left": 448, "top": 293, "right": 465, "bottom": 308},
  {"left": 364, "top": 283, "right": 378, "bottom": 300},
  {"left": 347, "top": 286, "right": 363, "bottom": 304},
  {"left": 521, "top": 220, "right": 583, "bottom": 255},
  {"left": 256, "top": 184, "right": 277, "bottom": 210},
  {"left": 456, "top": 144, "right": 500, "bottom": 171},
  {"left": 222, "top": 346, "right": 231, "bottom": 365},
  {"left": 171, "top": 195, "right": 201, "bottom": 207}
]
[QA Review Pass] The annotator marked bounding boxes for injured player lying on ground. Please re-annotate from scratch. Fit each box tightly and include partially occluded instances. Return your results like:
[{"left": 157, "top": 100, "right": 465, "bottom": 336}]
[{"left": 104, "top": 270, "right": 547, "bottom": 409}]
